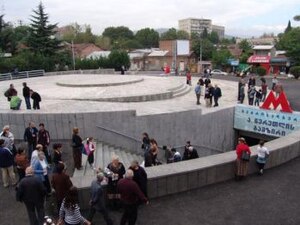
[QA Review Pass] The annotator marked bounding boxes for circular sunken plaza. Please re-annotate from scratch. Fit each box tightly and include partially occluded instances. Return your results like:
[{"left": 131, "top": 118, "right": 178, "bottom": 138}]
[{"left": 0, "top": 73, "right": 238, "bottom": 114}]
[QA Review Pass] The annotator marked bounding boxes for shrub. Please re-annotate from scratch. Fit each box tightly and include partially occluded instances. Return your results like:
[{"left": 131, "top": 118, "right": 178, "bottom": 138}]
[
  {"left": 290, "top": 66, "right": 300, "bottom": 79},
  {"left": 254, "top": 66, "right": 267, "bottom": 76}
]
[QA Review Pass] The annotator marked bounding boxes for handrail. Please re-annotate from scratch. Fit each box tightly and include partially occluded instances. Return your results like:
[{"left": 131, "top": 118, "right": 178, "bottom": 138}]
[
  {"left": 96, "top": 125, "right": 223, "bottom": 153},
  {"left": 0, "top": 69, "right": 45, "bottom": 80},
  {"left": 96, "top": 125, "right": 141, "bottom": 144},
  {"left": 171, "top": 144, "right": 224, "bottom": 153}
]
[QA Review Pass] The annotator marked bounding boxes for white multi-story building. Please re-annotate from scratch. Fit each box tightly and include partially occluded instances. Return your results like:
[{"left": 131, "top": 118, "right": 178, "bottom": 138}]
[{"left": 178, "top": 18, "right": 225, "bottom": 39}]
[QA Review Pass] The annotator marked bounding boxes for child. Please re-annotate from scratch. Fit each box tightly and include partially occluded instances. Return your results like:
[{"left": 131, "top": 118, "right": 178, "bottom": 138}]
[
  {"left": 85, "top": 137, "right": 95, "bottom": 169},
  {"left": 255, "top": 89, "right": 262, "bottom": 106},
  {"left": 15, "top": 147, "right": 29, "bottom": 182}
]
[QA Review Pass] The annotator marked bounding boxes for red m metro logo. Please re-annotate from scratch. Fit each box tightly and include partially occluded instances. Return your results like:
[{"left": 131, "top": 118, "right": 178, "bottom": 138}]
[{"left": 260, "top": 91, "right": 293, "bottom": 113}]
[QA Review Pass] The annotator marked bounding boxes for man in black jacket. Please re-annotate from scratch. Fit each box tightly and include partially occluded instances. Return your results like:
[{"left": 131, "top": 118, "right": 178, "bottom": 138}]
[
  {"left": 213, "top": 84, "right": 222, "bottom": 107},
  {"left": 23, "top": 82, "right": 31, "bottom": 109},
  {"left": 129, "top": 160, "right": 148, "bottom": 197},
  {"left": 17, "top": 166, "right": 46, "bottom": 225},
  {"left": 24, "top": 122, "right": 38, "bottom": 160},
  {"left": 30, "top": 89, "right": 41, "bottom": 110}
]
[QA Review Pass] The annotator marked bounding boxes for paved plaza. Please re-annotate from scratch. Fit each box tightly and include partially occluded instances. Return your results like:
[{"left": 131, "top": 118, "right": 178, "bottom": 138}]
[{"left": 0, "top": 74, "right": 237, "bottom": 115}]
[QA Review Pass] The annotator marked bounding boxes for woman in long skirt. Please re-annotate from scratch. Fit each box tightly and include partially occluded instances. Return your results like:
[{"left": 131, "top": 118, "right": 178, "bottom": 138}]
[{"left": 235, "top": 137, "right": 251, "bottom": 181}]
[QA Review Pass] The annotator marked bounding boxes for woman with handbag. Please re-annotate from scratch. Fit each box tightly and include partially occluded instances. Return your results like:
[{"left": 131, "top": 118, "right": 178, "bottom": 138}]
[
  {"left": 235, "top": 137, "right": 251, "bottom": 181},
  {"left": 256, "top": 140, "right": 270, "bottom": 175}
]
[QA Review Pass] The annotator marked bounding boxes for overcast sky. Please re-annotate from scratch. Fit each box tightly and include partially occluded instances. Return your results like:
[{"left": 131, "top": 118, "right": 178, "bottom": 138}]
[{"left": 1, "top": 0, "right": 299, "bottom": 37}]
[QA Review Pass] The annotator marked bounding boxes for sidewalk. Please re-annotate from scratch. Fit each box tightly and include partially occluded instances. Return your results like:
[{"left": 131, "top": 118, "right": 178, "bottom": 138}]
[{"left": 1, "top": 157, "right": 300, "bottom": 225}]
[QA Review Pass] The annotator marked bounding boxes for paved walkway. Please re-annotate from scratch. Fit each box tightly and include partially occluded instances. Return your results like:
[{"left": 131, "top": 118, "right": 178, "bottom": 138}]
[
  {"left": 1, "top": 157, "right": 300, "bottom": 225},
  {"left": 0, "top": 74, "right": 237, "bottom": 115}
]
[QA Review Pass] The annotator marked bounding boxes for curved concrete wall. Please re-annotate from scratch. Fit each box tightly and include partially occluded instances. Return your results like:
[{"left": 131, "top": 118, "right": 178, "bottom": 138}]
[{"left": 145, "top": 129, "right": 300, "bottom": 198}]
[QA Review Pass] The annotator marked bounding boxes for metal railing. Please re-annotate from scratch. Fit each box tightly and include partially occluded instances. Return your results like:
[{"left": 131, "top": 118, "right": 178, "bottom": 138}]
[{"left": 0, "top": 70, "right": 45, "bottom": 81}]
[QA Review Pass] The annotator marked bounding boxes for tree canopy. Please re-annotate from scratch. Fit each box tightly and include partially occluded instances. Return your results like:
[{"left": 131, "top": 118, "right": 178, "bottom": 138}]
[
  {"left": 27, "top": 2, "right": 60, "bottom": 56},
  {"left": 135, "top": 28, "right": 159, "bottom": 48}
]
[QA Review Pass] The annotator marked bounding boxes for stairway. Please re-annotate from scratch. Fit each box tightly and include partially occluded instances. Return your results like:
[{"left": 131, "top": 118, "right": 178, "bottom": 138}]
[{"left": 72, "top": 141, "right": 144, "bottom": 180}]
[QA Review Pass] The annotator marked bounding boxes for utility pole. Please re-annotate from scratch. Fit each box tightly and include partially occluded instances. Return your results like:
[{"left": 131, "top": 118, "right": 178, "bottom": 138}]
[{"left": 71, "top": 40, "right": 76, "bottom": 70}]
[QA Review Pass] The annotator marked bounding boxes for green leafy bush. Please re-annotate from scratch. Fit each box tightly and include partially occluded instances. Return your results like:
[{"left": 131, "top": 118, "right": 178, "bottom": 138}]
[
  {"left": 290, "top": 66, "right": 300, "bottom": 79},
  {"left": 254, "top": 66, "right": 267, "bottom": 76}
]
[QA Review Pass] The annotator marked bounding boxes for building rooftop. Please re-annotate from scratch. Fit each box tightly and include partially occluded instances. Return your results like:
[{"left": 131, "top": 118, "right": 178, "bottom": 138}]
[{"left": 253, "top": 45, "right": 274, "bottom": 50}]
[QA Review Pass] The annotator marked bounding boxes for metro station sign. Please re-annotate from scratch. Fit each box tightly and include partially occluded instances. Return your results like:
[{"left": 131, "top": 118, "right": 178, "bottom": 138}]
[{"left": 260, "top": 91, "right": 293, "bottom": 113}]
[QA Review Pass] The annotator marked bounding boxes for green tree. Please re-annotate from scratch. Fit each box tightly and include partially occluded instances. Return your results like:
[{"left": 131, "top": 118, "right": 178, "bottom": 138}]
[
  {"left": 277, "top": 27, "right": 300, "bottom": 65},
  {"left": 27, "top": 2, "right": 60, "bottom": 56},
  {"left": 176, "top": 30, "right": 189, "bottom": 40},
  {"left": 192, "top": 39, "right": 215, "bottom": 60},
  {"left": 212, "top": 48, "right": 232, "bottom": 67},
  {"left": 102, "top": 26, "right": 134, "bottom": 42},
  {"left": 108, "top": 50, "right": 130, "bottom": 70},
  {"left": 294, "top": 15, "right": 300, "bottom": 21},
  {"left": 95, "top": 36, "right": 111, "bottom": 50},
  {"left": 285, "top": 20, "right": 292, "bottom": 33},
  {"left": 201, "top": 28, "right": 209, "bottom": 39},
  {"left": 135, "top": 28, "right": 159, "bottom": 48},
  {"left": 160, "top": 28, "right": 177, "bottom": 40},
  {"left": 209, "top": 31, "right": 219, "bottom": 44}
]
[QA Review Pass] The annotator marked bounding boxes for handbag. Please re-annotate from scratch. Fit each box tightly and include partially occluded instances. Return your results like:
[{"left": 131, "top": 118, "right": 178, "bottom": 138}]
[{"left": 241, "top": 151, "right": 250, "bottom": 161}]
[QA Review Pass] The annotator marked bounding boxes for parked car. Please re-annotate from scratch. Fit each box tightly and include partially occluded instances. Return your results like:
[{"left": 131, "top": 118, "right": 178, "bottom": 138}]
[{"left": 210, "top": 69, "right": 228, "bottom": 76}]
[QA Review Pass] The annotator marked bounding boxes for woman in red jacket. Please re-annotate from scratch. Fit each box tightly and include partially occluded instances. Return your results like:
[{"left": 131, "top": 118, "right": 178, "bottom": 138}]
[{"left": 235, "top": 137, "right": 251, "bottom": 181}]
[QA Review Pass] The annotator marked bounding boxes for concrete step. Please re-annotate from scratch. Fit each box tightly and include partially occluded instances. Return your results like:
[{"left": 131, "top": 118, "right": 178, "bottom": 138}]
[
  {"left": 173, "top": 85, "right": 192, "bottom": 98},
  {"left": 73, "top": 154, "right": 88, "bottom": 178},
  {"left": 95, "top": 142, "right": 103, "bottom": 169},
  {"left": 103, "top": 144, "right": 112, "bottom": 169}
]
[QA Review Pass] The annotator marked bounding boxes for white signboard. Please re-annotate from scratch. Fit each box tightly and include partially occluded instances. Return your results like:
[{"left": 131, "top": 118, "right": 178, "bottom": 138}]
[
  {"left": 177, "top": 40, "right": 190, "bottom": 56},
  {"left": 234, "top": 105, "right": 300, "bottom": 137}
]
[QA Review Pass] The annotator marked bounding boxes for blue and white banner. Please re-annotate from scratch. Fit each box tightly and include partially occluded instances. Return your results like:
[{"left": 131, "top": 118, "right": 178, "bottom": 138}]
[{"left": 234, "top": 105, "right": 300, "bottom": 137}]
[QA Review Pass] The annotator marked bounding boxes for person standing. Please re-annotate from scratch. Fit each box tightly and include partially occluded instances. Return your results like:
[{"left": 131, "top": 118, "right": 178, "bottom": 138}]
[
  {"left": 239, "top": 83, "right": 245, "bottom": 104},
  {"left": 254, "top": 89, "right": 262, "bottom": 106},
  {"left": 106, "top": 155, "right": 126, "bottom": 210},
  {"left": 186, "top": 70, "right": 192, "bottom": 85},
  {"left": 37, "top": 123, "right": 51, "bottom": 164},
  {"left": 129, "top": 160, "right": 148, "bottom": 197},
  {"left": 261, "top": 81, "right": 268, "bottom": 101},
  {"left": 88, "top": 172, "right": 113, "bottom": 225},
  {"left": 72, "top": 127, "right": 83, "bottom": 170},
  {"left": 271, "top": 75, "right": 278, "bottom": 91},
  {"left": 23, "top": 82, "right": 31, "bottom": 109},
  {"left": 4, "top": 84, "right": 17, "bottom": 102},
  {"left": 16, "top": 166, "right": 46, "bottom": 225},
  {"left": 15, "top": 147, "right": 29, "bottom": 182},
  {"left": 0, "top": 125, "right": 16, "bottom": 155},
  {"left": 256, "top": 140, "right": 270, "bottom": 175},
  {"left": 85, "top": 137, "right": 95, "bottom": 169},
  {"left": 141, "top": 132, "right": 150, "bottom": 154},
  {"left": 248, "top": 75, "right": 256, "bottom": 88},
  {"left": 58, "top": 186, "right": 91, "bottom": 225},
  {"left": 52, "top": 143, "right": 63, "bottom": 172},
  {"left": 213, "top": 84, "right": 222, "bottom": 107},
  {"left": 194, "top": 82, "right": 201, "bottom": 105},
  {"left": 24, "top": 122, "right": 38, "bottom": 161},
  {"left": 51, "top": 163, "right": 73, "bottom": 212},
  {"left": 117, "top": 169, "right": 148, "bottom": 225},
  {"left": 248, "top": 86, "right": 256, "bottom": 106},
  {"left": 30, "top": 89, "right": 41, "bottom": 110},
  {"left": 235, "top": 137, "right": 251, "bottom": 181},
  {"left": 0, "top": 139, "right": 17, "bottom": 187}
]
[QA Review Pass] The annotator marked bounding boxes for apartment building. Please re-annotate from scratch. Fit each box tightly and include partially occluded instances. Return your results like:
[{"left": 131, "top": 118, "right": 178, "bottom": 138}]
[{"left": 178, "top": 18, "right": 225, "bottom": 39}]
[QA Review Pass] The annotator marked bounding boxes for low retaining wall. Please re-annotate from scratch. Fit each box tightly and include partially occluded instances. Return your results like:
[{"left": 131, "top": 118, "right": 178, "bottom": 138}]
[{"left": 75, "top": 129, "right": 300, "bottom": 210}]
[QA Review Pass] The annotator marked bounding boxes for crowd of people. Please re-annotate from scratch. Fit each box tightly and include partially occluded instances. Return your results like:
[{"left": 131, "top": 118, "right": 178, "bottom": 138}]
[
  {"left": 4, "top": 82, "right": 41, "bottom": 110},
  {"left": 237, "top": 74, "right": 282, "bottom": 105},
  {"left": 0, "top": 118, "right": 271, "bottom": 225}
]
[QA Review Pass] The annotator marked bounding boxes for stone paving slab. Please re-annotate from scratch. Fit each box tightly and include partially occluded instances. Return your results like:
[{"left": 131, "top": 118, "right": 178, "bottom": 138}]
[{"left": 0, "top": 74, "right": 239, "bottom": 115}]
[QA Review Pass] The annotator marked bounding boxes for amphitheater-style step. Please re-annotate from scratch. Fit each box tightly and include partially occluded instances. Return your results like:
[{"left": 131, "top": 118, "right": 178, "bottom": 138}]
[{"left": 72, "top": 141, "right": 144, "bottom": 181}]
